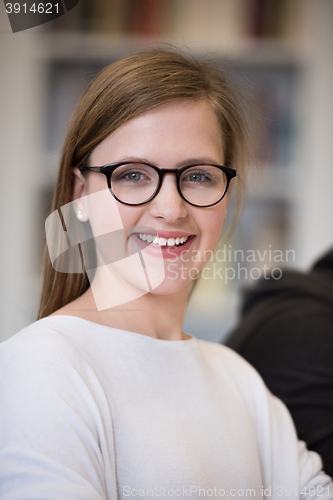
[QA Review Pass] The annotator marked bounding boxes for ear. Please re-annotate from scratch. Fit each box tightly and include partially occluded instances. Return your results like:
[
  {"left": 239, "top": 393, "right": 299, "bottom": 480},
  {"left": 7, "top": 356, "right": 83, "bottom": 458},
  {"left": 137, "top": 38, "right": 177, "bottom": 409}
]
[
  {"left": 72, "top": 167, "right": 87, "bottom": 200},
  {"left": 72, "top": 167, "right": 89, "bottom": 221}
]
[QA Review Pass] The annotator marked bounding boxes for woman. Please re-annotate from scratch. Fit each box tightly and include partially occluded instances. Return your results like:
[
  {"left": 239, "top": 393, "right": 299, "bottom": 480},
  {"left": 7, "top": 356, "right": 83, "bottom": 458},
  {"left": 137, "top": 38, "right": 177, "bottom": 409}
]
[{"left": 0, "top": 50, "right": 332, "bottom": 499}]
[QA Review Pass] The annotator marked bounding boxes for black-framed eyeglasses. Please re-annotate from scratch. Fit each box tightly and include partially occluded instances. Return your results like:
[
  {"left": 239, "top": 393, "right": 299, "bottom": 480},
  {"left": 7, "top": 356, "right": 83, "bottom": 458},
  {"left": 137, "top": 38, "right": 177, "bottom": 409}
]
[{"left": 78, "top": 162, "right": 236, "bottom": 208}]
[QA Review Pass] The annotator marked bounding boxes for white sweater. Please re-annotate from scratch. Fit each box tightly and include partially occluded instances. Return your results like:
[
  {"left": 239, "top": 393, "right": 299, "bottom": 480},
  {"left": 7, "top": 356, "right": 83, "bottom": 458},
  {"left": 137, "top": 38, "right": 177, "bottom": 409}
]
[{"left": 0, "top": 316, "right": 332, "bottom": 500}]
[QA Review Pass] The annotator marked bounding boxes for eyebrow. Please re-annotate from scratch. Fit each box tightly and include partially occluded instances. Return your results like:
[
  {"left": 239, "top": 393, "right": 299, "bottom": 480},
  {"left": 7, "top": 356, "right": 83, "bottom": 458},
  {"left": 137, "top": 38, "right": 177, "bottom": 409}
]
[{"left": 114, "top": 156, "right": 223, "bottom": 167}]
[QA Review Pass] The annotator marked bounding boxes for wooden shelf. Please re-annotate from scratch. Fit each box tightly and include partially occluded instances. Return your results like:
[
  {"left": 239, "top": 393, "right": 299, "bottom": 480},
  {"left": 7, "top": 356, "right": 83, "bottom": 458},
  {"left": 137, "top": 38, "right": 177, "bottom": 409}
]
[{"left": 34, "top": 31, "right": 307, "bottom": 66}]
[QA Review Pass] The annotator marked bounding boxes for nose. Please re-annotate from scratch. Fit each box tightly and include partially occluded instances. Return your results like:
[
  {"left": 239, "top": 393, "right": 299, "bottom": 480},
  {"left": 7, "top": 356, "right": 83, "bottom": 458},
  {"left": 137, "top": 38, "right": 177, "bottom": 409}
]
[{"left": 149, "top": 172, "right": 188, "bottom": 222}]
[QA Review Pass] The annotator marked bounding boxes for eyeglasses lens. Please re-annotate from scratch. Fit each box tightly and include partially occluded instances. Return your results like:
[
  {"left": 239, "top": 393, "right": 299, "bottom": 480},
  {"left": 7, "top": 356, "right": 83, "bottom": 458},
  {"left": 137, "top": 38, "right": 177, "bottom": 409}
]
[
  {"left": 111, "top": 164, "right": 159, "bottom": 205},
  {"left": 111, "top": 164, "right": 227, "bottom": 206},
  {"left": 180, "top": 165, "right": 227, "bottom": 206}
]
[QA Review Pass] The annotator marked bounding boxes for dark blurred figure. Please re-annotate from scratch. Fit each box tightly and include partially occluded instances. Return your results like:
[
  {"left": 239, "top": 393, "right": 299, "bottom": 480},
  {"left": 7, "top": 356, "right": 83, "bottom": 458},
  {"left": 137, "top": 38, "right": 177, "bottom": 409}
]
[{"left": 225, "top": 247, "right": 333, "bottom": 477}]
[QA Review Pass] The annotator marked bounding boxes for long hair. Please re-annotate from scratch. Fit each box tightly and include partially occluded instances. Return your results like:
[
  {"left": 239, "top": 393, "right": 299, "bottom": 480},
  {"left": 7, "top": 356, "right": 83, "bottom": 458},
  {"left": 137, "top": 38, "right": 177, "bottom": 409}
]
[{"left": 38, "top": 49, "right": 249, "bottom": 319}]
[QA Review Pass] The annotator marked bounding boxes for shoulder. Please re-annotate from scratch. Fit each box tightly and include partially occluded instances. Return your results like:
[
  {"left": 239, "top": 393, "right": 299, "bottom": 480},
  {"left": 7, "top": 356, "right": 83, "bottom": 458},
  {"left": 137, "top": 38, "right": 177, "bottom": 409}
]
[
  {"left": 197, "top": 338, "right": 261, "bottom": 375},
  {"left": 0, "top": 320, "right": 113, "bottom": 498},
  {"left": 0, "top": 317, "right": 106, "bottom": 427},
  {"left": 196, "top": 339, "right": 303, "bottom": 420},
  {"left": 1, "top": 317, "right": 75, "bottom": 356},
  {"left": 0, "top": 317, "right": 92, "bottom": 385},
  {"left": 196, "top": 339, "right": 269, "bottom": 402}
]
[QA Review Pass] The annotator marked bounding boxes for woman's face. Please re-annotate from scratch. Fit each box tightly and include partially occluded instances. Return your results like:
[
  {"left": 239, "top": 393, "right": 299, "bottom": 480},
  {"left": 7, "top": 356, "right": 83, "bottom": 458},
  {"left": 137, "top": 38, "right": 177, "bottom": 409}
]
[{"left": 73, "top": 99, "right": 229, "bottom": 301}]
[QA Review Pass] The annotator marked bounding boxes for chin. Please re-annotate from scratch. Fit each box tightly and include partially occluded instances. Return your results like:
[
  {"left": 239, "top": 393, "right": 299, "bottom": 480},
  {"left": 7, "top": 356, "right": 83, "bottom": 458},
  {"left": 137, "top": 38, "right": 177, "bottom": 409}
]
[{"left": 147, "top": 274, "right": 196, "bottom": 297}]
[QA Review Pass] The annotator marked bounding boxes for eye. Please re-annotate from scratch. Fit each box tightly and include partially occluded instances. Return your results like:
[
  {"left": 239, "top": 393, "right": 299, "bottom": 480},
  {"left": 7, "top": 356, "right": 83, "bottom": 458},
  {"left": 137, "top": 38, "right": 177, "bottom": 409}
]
[
  {"left": 182, "top": 168, "right": 213, "bottom": 184},
  {"left": 187, "top": 172, "right": 210, "bottom": 183},
  {"left": 112, "top": 164, "right": 154, "bottom": 184},
  {"left": 124, "top": 171, "right": 149, "bottom": 182}
]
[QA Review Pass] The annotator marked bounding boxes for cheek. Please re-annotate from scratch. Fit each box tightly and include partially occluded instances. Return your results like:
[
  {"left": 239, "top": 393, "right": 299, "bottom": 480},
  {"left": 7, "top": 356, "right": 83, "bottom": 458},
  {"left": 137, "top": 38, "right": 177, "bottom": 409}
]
[
  {"left": 85, "top": 187, "right": 123, "bottom": 238},
  {"left": 199, "top": 203, "right": 227, "bottom": 248},
  {"left": 117, "top": 205, "right": 146, "bottom": 233},
  {"left": 85, "top": 173, "right": 142, "bottom": 233}
]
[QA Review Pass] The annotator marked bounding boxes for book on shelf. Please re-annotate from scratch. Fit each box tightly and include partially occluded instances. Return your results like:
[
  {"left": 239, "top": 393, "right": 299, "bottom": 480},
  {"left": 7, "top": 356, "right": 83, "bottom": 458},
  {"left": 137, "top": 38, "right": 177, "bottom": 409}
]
[
  {"left": 40, "top": 0, "right": 305, "bottom": 41},
  {"left": 251, "top": 0, "right": 303, "bottom": 39},
  {"left": 236, "top": 65, "right": 296, "bottom": 168},
  {"left": 127, "top": 0, "right": 167, "bottom": 36},
  {"left": 168, "top": 0, "right": 253, "bottom": 40},
  {"left": 82, "top": 0, "right": 129, "bottom": 34}
]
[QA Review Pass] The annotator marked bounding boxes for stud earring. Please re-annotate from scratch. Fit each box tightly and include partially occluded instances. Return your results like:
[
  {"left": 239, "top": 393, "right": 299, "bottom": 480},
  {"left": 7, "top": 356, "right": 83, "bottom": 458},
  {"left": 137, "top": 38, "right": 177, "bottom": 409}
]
[{"left": 77, "top": 210, "right": 83, "bottom": 219}]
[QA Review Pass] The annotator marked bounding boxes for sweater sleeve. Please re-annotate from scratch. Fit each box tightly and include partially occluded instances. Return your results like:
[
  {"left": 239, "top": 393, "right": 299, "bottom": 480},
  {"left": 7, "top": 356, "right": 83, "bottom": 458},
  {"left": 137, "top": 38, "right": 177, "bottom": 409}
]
[
  {"left": 0, "top": 328, "right": 117, "bottom": 500},
  {"left": 264, "top": 392, "right": 333, "bottom": 500},
  {"left": 231, "top": 302, "right": 333, "bottom": 477},
  {"left": 219, "top": 345, "right": 333, "bottom": 500}
]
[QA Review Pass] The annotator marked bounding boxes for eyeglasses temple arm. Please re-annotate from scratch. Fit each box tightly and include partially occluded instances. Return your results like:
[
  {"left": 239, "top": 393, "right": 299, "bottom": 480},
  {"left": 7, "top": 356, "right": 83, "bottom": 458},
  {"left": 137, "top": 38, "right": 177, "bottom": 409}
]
[{"left": 78, "top": 166, "right": 102, "bottom": 173}]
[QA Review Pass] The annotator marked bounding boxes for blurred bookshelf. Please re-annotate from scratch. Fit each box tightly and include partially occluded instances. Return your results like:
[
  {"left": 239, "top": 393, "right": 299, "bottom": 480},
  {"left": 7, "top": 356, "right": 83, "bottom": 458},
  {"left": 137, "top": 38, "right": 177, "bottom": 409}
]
[{"left": 1, "top": 0, "right": 333, "bottom": 342}]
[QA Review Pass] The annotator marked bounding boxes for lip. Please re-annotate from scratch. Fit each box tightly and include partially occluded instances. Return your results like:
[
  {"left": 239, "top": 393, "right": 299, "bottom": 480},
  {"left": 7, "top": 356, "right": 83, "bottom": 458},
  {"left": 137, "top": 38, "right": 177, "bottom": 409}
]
[
  {"left": 130, "top": 233, "right": 196, "bottom": 259},
  {"left": 132, "top": 230, "right": 194, "bottom": 239}
]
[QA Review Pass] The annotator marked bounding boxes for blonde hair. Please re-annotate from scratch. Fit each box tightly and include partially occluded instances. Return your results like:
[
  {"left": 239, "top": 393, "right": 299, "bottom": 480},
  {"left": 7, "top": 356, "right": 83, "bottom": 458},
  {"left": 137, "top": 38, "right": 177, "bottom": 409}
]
[{"left": 38, "top": 49, "right": 249, "bottom": 319}]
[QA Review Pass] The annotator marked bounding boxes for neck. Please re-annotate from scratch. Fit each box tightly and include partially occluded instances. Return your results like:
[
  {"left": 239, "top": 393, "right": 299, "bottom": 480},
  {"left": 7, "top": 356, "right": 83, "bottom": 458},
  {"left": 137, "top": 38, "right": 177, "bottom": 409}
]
[
  {"left": 102, "top": 287, "right": 191, "bottom": 341},
  {"left": 55, "top": 281, "right": 191, "bottom": 341}
]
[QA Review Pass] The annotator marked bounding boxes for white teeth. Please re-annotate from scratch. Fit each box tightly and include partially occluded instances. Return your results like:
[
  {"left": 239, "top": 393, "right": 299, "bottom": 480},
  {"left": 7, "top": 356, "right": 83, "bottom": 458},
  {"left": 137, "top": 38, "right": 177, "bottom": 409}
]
[{"left": 137, "top": 234, "right": 189, "bottom": 247}]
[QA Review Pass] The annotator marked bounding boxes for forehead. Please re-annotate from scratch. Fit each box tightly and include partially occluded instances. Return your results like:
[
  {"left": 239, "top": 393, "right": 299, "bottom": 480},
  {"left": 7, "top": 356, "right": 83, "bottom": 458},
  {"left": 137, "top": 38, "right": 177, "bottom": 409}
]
[{"left": 90, "top": 99, "right": 225, "bottom": 166}]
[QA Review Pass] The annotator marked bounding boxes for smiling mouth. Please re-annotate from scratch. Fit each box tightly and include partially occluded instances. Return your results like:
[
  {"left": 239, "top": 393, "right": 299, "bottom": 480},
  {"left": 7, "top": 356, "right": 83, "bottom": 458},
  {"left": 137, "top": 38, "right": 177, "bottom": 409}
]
[{"left": 137, "top": 233, "right": 190, "bottom": 247}]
